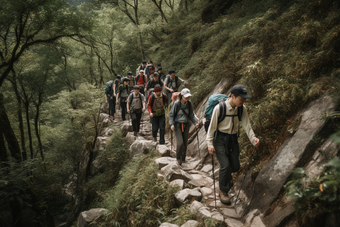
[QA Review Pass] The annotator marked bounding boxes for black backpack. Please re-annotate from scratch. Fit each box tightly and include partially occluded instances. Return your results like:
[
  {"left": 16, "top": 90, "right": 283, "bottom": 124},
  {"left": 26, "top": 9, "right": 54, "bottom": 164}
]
[
  {"left": 204, "top": 100, "right": 243, "bottom": 133},
  {"left": 166, "top": 75, "right": 179, "bottom": 90}
]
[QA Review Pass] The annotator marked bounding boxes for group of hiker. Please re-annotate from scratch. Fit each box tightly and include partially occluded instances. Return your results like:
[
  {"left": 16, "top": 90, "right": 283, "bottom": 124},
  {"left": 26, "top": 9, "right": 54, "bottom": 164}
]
[{"left": 105, "top": 60, "right": 260, "bottom": 205}]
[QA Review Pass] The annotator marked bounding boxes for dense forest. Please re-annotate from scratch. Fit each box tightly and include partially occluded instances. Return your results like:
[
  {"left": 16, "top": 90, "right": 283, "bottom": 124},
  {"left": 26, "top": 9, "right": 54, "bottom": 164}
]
[{"left": 1, "top": 0, "right": 340, "bottom": 226}]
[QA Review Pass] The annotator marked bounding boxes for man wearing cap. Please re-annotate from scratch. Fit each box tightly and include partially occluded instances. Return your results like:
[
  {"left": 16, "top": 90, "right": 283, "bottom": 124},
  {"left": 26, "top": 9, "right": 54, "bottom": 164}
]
[
  {"left": 164, "top": 69, "right": 184, "bottom": 107},
  {"left": 137, "top": 60, "right": 147, "bottom": 73},
  {"left": 147, "top": 84, "right": 168, "bottom": 143},
  {"left": 169, "top": 88, "right": 199, "bottom": 165},
  {"left": 127, "top": 71, "right": 136, "bottom": 93},
  {"left": 127, "top": 85, "right": 145, "bottom": 136},
  {"left": 136, "top": 70, "right": 147, "bottom": 96},
  {"left": 156, "top": 62, "right": 161, "bottom": 72},
  {"left": 146, "top": 72, "right": 164, "bottom": 93},
  {"left": 116, "top": 77, "right": 130, "bottom": 121},
  {"left": 206, "top": 84, "right": 260, "bottom": 205}
]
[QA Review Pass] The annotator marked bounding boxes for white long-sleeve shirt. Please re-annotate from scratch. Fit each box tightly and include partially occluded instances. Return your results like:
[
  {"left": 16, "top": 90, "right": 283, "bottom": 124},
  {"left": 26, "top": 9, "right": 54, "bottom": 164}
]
[{"left": 206, "top": 99, "right": 256, "bottom": 147}]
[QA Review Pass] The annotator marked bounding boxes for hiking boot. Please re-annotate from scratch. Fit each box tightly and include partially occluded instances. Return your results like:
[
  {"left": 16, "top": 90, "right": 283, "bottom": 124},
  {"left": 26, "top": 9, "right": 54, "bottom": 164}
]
[
  {"left": 219, "top": 190, "right": 231, "bottom": 205},
  {"left": 153, "top": 137, "right": 157, "bottom": 142},
  {"left": 134, "top": 131, "right": 137, "bottom": 136},
  {"left": 177, "top": 159, "right": 182, "bottom": 166}
]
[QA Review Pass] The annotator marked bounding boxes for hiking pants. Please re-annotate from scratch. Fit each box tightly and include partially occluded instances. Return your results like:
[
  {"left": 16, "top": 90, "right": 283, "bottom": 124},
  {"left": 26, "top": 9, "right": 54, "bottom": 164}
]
[
  {"left": 174, "top": 122, "right": 189, "bottom": 162},
  {"left": 108, "top": 95, "right": 116, "bottom": 116},
  {"left": 131, "top": 111, "right": 142, "bottom": 132},
  {"left": 151, "top": 115, "right": 165, "bottom": 144},
  {"left": 120, "top": 100, "right": 127, "bottom": 121},
  {"left": 214, "top": 131, "right": 240, "bottom": 194}
]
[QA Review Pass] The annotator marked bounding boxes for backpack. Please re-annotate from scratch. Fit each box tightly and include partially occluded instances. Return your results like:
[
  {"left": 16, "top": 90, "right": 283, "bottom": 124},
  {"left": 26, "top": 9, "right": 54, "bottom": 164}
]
[
  {"left": 128, "top": 93, "right": 143, "bottom": 110},
  {"left": 106, "top": 80, "right": 114, "bottom": 95},
  {"left": 173, "top": 99, "right": 192, "bottom": 120},
  {"left": 204, "top": 94, "right": 243, "bottom": 133},
  {"left": 166, "top": 75, "right": 179, "bottom": 90},
  {"left": 150, "top": 93, "right": 167, "bottom": 109},
  {"left": 114, "top": 79, "right": 121, "bottom": 94},
  {"left": 136, "top": 74, "right": 146, "bottom": 84}
]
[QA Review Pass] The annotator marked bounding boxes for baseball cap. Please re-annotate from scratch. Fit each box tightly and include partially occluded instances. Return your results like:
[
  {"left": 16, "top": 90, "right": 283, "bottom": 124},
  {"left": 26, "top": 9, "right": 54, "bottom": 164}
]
[
  {"left": 117, "top": 75, "right": 121, "bottom": 79},
  {"left": 157, "top": 63, "right": 161, "bottom": 66},
  {"left": 140, "top": 70, "right": 144, "bottom": 73},
  {"left": 133, "top": 85, "right": 140, "bottom": 90},
  {"left": 127, "top": 71, "right": 133, "bottom": 75},
  {"left": 230, "top": 84, "right": 252, "bottom": 99},
  {"left": 142, "top": 60, "right": 147, "bottom": 64},
  {"left": 158, "top": 67, "right": 162, "bottom": 71},
  {"left": 153, "top": 72, "right": 159, "bottom": 77},
  {"left": 169, "top": 69, "right": 175, "bottom": 74},
  {"left": 181, "top": 88, "right": 192, "bottom": 98}
]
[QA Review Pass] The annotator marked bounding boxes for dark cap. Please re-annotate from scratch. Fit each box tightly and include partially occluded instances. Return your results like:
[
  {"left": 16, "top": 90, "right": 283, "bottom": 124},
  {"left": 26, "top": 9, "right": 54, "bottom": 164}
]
[
  {"left": 153, "top": 72, "right": 159, "bottom": 77},
  {"left": 150, "top": 60, "right": 153, "bottom": 64},
  {"left": 158, "top": 67, "right": 162, "bottom": 71},
  {"left": 169, "top": 69, "right": 175, "bottom": 74},
  {"left": 133, "top": 85, "right": 140, "bottom": 90},
  {"left": 122, "top": 77, "right": 130, "bottom": 82},
  {"left": 117, "top": 75, "right": 121, "bottom": 79},
  {"left": 142, "top": 60, "right": 147, "bottom": 64},
  {"left": 157, "top": 63, "right": 161, "bottom": 66},
  {"left": 230, "top": 84, "right": 252, "bottom": 99},
  {"left": 127, "top": 71, "right": 133, "bottom": 75}
]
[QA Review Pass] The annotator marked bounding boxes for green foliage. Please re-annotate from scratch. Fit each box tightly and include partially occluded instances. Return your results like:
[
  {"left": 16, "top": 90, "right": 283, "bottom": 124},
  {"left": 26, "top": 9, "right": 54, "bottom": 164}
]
[
  {"left": 285, "top": 157, "right": 340, "bottom": 225},
  {"left": 98, "top": 151, "right": 179, "bottom": 227}
]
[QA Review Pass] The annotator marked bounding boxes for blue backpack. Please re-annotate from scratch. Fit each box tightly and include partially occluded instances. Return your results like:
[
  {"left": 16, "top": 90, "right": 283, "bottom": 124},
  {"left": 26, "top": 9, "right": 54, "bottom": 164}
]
[
  {"left": 105, "top": 80, "right": 114, "bottom": 95},
  {"left": 204, "top": 94, "right": 243, "bottom": 133}
]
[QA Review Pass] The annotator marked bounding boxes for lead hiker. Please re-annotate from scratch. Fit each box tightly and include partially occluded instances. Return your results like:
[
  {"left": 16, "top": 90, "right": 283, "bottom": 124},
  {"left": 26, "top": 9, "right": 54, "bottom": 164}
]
[
  {"left": 116, "top": 77, "right": 130, "bottom": 121},
  {"left": 105, "top": 80, "right": 115, "bottom": 120},
  {"left": 206, "top": 84, "right": 260, "bottom": 205},
  {"left": 136, "top": 70, "right": 147, "bottom": 96},
  {"left": 127, "top": 71, "right": 136, "bottom": 93},
  {"left": 164, "top": 69, "right": 183, "bottom": 107},
  {"left": 148, "top": 84, "right": 168, "bottom": 144},
  {"left": 127, "top": 85, "right": 145, "bottom": 136},
  {"left": 169, "top": 88, "right": 199, "bottom": 165}
]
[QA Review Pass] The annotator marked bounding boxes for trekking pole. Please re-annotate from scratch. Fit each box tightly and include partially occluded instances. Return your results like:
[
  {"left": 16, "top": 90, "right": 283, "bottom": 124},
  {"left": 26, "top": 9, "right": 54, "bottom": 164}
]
[
  {"left": 196, "top": 128, "right": 200, "bottom": 159},
  {"left": 235, "top": 147, "right": 256, "bottom": 204},
  {"left": 171, "top": 130, "right": 173, "bottom": 152},
  {"left": 211, "top": 154, "right": 217, "bottom": 209}
]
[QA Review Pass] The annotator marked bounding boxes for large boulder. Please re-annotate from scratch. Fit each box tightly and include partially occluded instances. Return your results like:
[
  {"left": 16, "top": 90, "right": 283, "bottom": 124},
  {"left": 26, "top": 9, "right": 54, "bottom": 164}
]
[
  {"left": 249, "top": 96, "right": 337, "bottom": 212},
  {"left": 170, "top": 179, "right": 185, "bottom": 190},
  {"left": 190, "top": 201, "right": 205, "bottom": 214},
  {"left": 77, "top": 208, "right": 108, "bottom": 227},
  {"left": 120, "top": 121, "right": 133, "bottom": 136},
  {"left": 100, "top": 127, "right": 114, "bottom": 137},
  {"left": 129, "top": 139, "right": 157, "bottom": 158},
  {"left": 196, "top": 207, "right": 212, "bottom": 219},
  {"left": 157, "top": 144, "right": 171, "bottom": 157},
  {"left": 155, "top": 157, "right": 177, "bottom": 170},
  {"left": 181, "top": 220, "right": 199, "bottom": 227},
  {"left": 93, "top": 136, "right": 111, "bottom": 152},
  {"left": 99, "top": 113, "right": 113, "bottom": 128},
  {"left": 161, "top": 161, "right": 194, "bottom": 182},
  {"left": 100, "top": 103, "right": 109, "bottom": 114},
  {"left": 175, "top": 188, "right": 202, "bottom": 206},
  {"left": 225, "top": 218, "right": 244, "bottom": 227},
  {"left": 211, "top": 211, "right": 224, "bottom": 222}
]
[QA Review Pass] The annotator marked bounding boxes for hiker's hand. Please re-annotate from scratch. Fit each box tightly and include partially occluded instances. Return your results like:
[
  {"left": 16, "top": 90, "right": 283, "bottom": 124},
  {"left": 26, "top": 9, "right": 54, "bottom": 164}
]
[
  {"left": 208, "top": 146, "right": 216, "bottom": 155},
  {"left": 116, "top": 101, "right": 119, "bottom": 104},
  {"left": 170, "top": 89, "right": 174, "bottom": 93},
  {"left": 171, "top": 125, "right": 175, "bottom": 131},
  {"left": 144, "top": 88, "right": 147, "bottom": 92},
  {"left": 195, "top": 123, "right": 199, "bottom": 128},
  {"left": 114, "top": 93, "right": 116, "bottom": 97},
  {"left": 127, "top": 109, "right": 130, "bottom": 113},
  {"left": 150, "top": 113, "right": 153, "bottom": 117},
  {"left": 105, "top": 100, "right": 108, "bottom": 104},
  {"left": 142, "top": 109, "right": 145, "bottom": 112},
  {"left": 254, "top": 138, "right": 260, "bottom": 147}
]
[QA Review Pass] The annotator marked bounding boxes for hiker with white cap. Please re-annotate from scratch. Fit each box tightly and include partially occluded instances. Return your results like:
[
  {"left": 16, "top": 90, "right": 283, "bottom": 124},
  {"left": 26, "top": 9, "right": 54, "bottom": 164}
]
[
  {"left": 168, "top": 88, "right": 199, "bottom": 166},
  {"left": 206, "top": 84, "right": 260, "bottom": 205}
]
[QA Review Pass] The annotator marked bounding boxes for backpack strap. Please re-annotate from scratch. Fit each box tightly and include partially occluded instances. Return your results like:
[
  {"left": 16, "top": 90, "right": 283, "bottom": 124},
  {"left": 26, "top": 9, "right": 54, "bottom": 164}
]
[
  {"left": 238, "top": 105, "right": 243, "bottom": 121},
  {"left": 166, "top": 75, "right": 171, "bottom": 87},
  {"left": 218, "top": 100, "right": 227, "bottom": 124},
  {"left": 139, "top": 93, "right": 143, "bottom": 109},
  {"left": 162, "top": 93, "right": 167, "bottom": 104},
  {"left": 150, "top": 93, "right": 155, "bottom": 108}
]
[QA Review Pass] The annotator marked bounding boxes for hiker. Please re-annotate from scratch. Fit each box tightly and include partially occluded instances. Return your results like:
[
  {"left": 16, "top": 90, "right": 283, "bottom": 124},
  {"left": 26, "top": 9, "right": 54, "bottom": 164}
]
[
  {"left": 127, "top": 85, "right": 145, "bottom": 136},
  {"left": 169, "top": 88, "right": 198, "bottom": 165},
  {"left": 156, "top": 62, "right": 161, "bottom": 72},
  {"left": 136, "top": 70, "right": 147, "bottom": 96},
  {"left": 146, "top": 72, "right": 164, "bottom": 94},
  {"left": 104, "top": 80, "right": 115, "bottom": 120},
  {"left": 116, "top": 77, "right": 130, "bottom": 121},
  {"left": 145, "top": 60, "right": 155, "bottom": 79},
  {"left": 147, "top": 84, "right": 168, "bottom": 144},
  {"left": 127, "top": 71, "right": 136, "bottom": 93},
  {"left": 137, "top": 60, "right": 147, "bottom": 73},
  {"left": 164, "top": 69, "right": 183, "bottom": 107},
  {"left": 206, "top": 84, "right": 260, "bottom": 205}
]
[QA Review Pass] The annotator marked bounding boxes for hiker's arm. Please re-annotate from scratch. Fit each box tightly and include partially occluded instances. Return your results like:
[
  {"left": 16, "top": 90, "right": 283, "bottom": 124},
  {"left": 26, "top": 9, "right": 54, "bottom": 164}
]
[
  {"left": 105, "top": 94, "right": 108, "bottom": 104},
  {"left": 163, "top": 77, "right": 173, "bottom": 92},
  {"left": 113, "top": 84, "right": 117, "bottom": 96},
  {"left": 116, "top": 90, "right": 120, "bottom": 104},
  {"left": 147, "top": 96, "right": 153, "bottom": 116},
  {"left": 168, "top": 101, "right": 177, "bottom": 127},
  {"left": 146, "top": 80, "right": 151, "bottom": 90},
  {"left": 141, "top": 94, "right": 145, "bottom": 112},
  {"left": 127, "top": 100, "right": 130, "bottom": 113},
  {"left": 240, "top": 105, "right": 259, "bottom": 147},
  {"left": 206, "top": 105, "right": 220, "bottom": 149},
  {"left": 189, "top": 103, "right": 198, "bottom": 126}
]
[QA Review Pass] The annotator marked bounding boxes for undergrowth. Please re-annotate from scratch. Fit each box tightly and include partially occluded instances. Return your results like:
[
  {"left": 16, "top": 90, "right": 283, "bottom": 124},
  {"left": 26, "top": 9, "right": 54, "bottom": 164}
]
[{"left": 97, "top": 150, "right": 180, "bottom": 227}]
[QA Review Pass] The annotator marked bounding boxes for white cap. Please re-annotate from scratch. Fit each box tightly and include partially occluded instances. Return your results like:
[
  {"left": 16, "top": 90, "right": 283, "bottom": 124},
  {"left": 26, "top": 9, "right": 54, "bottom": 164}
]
[
  {"left": 181, "top": 88, "right": 192, "bottom": 98},
  {"left": 140, "top": 70, "right": 144, "bottom": 73}
]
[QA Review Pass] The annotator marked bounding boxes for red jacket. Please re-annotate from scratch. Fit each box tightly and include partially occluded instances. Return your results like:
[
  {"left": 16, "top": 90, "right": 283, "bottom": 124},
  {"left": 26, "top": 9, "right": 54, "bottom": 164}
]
[{"left": 147, "top": 93, "right": 168, "bottom": 113}]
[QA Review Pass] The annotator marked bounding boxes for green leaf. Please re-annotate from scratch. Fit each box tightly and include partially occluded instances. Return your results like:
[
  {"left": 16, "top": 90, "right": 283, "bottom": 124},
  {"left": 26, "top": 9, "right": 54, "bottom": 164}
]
[
  {"left": 287, "top": 188, "right": 303, "bottom": 198},
  {"left": 292, "top": 167, "right": 306, "bottom": 176},
  {"left": 325, "top": 157, "right": 340, "bottom": 170},
  {"left": 322, "top": 180, "right": 339, "bottom": 190},
  {"left": 304, "top": 188, "right": 320, "bottom": 198}
]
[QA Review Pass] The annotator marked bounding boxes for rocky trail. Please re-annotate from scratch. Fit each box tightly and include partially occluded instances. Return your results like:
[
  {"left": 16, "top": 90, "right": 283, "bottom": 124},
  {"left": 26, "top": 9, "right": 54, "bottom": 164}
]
[
  {"left": 90, "top": 104, "right": 261, "bottom": 227},
  {"left": 78, "top": 86, "right": 339, "bottom": 227}
]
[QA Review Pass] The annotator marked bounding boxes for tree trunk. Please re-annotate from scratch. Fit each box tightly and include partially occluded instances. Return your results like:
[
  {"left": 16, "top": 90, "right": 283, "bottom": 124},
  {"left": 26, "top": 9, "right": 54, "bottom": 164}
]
[
  {"left": 10, "top": 70, "right": 27, "bottom": 160},
  {"left": 23, "top": 100, "right": 34, "bottom": 159},
  {"left": 138, "top": 32, "right": 146, "bottom": 60},
  {"left": 34, "top": 93, "right": 44, "bottom": 161},
  {"left": 0, "top": 93, "right": 21, "bottom": 161},
  {"left": 0, "top": 132, "right": 8, "bottom": 164}
]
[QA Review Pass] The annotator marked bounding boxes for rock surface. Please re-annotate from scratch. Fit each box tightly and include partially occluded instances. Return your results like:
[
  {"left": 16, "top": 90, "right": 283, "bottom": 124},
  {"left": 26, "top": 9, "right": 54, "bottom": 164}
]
[
  {"left": 157, "top": 144, "right": 171, "bottom": 157},
  {"left": 162, "top": 161, "right": 194, "bottom": 182},
  {"left": 155, "top": 157, "right": 177, "bottom": 170},
  {"left": 129, "top": 139, "right": 157, "bottom": 158},
  {"left": 175, "top": 189, "right": 202, "bottom": 206},
  {"left": 77, "top": 208, "right": 108, "bottom": 227},
  {"left": 170, "top": 179, "right": 185, "bottom": 190},
  {"left": 190, "top": 201, "right": 205, "bottom": 214},
  {"left": 181, "top": 220, "right": 199, "bottom": 227},
  {"left": 159, "top": 223, "right": 179, "bottom": 227}
]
